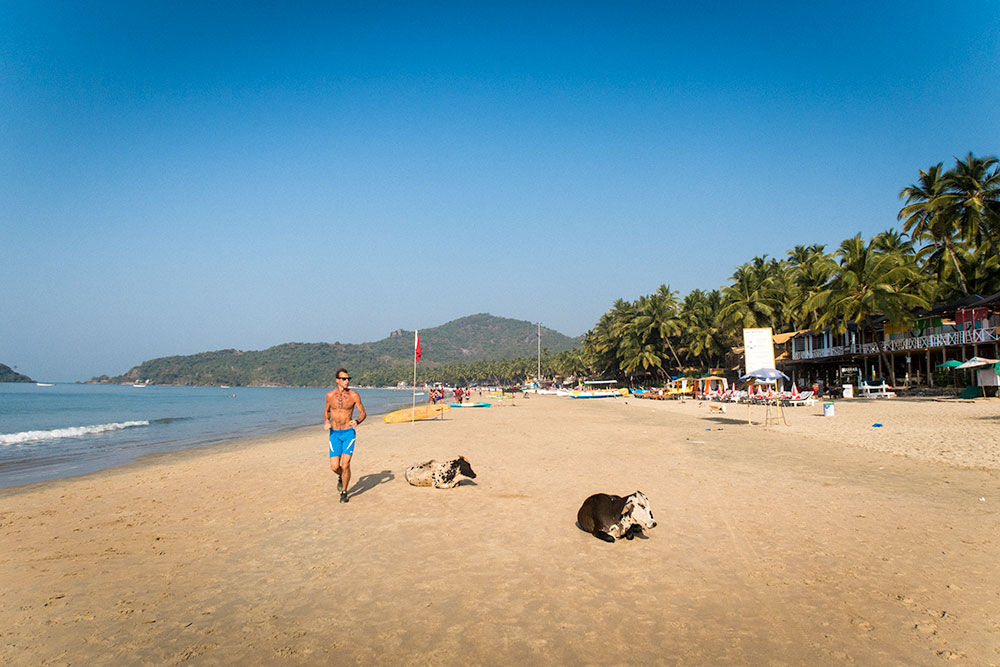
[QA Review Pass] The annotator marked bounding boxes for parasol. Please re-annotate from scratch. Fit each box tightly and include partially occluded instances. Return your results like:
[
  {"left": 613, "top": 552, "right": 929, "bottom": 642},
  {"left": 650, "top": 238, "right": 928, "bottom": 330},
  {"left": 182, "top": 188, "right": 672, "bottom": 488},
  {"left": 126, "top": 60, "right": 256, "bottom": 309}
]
[
  {"left": 739, "top": 367, "right": 790, "bottom": 383},
  {"left": 955, "top": 357, "right": 1000, "bottom": 369}
]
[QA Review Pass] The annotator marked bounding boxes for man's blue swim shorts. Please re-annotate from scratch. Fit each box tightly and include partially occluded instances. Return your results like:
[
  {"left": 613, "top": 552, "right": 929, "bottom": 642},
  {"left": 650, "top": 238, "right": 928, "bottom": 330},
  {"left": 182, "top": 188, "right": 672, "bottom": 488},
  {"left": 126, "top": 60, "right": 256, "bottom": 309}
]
[{"left": 329, "top": 428, "right": 356, "bottom": 457}]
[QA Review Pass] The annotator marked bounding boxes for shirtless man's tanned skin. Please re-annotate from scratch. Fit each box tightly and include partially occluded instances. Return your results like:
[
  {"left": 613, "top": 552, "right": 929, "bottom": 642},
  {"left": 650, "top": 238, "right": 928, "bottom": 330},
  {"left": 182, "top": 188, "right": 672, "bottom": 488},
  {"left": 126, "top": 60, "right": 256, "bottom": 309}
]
[{"left": 325, "top": 369, "right": 366, "bottom": 502}]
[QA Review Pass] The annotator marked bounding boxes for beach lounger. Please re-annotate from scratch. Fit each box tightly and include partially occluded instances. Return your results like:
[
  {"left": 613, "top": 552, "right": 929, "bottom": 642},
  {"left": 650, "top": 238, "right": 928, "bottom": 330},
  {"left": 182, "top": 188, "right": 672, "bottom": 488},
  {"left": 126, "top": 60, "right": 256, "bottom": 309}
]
[
  {"left": 783, "top": 390, "right": 815, "bottom": 407},
  {"left": 780, "top": 384, "right": 813, "bottom": 407}
]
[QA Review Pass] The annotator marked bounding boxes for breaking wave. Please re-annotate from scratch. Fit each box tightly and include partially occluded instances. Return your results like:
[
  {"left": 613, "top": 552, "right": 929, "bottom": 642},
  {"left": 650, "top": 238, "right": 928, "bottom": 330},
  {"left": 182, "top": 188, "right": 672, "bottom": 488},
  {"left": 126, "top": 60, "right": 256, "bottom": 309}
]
[{"left": 0, "top": 421, "right": 150, "bottom": 445}]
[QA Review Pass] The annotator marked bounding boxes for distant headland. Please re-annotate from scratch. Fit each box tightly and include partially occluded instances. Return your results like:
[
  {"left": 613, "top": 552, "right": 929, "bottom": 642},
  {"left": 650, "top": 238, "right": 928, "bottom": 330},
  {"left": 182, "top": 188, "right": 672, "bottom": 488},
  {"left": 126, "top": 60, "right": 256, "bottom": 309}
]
[
  {"left": 89, "top": 313, "right": 581, "bottom": 388},
  {"left": 0, "top": 363, "right": 33, "bottom": 383}
]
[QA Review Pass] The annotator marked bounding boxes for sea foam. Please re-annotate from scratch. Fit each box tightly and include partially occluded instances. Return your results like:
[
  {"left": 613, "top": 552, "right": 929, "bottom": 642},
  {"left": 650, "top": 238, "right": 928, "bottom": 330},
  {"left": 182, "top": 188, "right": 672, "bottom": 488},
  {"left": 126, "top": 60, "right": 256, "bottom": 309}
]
[{"left": 0, "top": 421, "right": 150, "bottom": 445}]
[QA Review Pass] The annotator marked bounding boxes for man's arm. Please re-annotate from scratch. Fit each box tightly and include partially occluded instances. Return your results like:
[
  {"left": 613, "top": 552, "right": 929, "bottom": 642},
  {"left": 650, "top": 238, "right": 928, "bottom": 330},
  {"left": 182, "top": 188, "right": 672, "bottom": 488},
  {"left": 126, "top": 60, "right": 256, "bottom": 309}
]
[
  {"left": 324, "top": 394, "right": 332, "bottom": 429},
  {"left": 352, "top": 391, "right": 367, "bottom": 426}
]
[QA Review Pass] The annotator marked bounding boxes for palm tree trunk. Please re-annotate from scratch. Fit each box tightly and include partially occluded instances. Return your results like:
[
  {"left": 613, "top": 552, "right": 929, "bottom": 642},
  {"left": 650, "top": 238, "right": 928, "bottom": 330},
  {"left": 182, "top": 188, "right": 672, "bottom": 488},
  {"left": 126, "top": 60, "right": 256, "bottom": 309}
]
[
  {"left": 871, "top": 318, "right": 897, "bottom": 386},
  {"left": 867, "top": 321, "right": 891, "bottom": 385},
  {"left": 881, "top": 349, "right": 897, "bottom": 386},
  {"left": 663, "top": 337, "right": 684, "bottom": 375},
  {"left": 985, "top": 230, "right": 1000, "bottom": 268},
  {"left": 944, "top": 240, "right": 970, "bottom": 295}
]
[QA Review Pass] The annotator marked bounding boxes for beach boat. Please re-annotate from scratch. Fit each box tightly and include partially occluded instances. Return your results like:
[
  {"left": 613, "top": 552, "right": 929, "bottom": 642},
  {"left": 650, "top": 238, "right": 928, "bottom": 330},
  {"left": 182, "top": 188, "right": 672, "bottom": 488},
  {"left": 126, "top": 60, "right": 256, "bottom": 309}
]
[
  {"left": 570, "top": 390, "right": 624, "bottom": 398},
  {"left": 36, "top": 382, "right": 54, "bottom": 387},
  {"left": 383, "top": 404, "right": 451, "bottom": 423},
  {"left": 570, "top": 380, "right": 624, "bottom": 398}
]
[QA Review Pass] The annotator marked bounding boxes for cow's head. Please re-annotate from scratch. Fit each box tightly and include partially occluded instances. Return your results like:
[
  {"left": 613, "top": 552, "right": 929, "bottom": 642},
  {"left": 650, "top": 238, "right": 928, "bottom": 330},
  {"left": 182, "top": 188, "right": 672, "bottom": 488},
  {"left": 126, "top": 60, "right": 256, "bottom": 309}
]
[
  {"left": 454, "top": 456, "right": 477, "bottom": 479},
  {"left": 439, "top": 457, "right": 476, "bottom": 485},
  {"left": 623, "top": 491, "right": 656, "bottom": 530}
]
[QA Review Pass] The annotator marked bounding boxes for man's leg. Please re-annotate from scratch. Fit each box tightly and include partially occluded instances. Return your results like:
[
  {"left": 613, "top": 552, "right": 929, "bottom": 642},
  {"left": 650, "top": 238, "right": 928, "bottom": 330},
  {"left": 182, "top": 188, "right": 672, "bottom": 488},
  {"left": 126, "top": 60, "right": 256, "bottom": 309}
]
[
  {"left": 330, "top": 454, "right": 343, "bottom": 489},
  {"left": 339, "top": 454, "right": 352, "bottom": 494}
]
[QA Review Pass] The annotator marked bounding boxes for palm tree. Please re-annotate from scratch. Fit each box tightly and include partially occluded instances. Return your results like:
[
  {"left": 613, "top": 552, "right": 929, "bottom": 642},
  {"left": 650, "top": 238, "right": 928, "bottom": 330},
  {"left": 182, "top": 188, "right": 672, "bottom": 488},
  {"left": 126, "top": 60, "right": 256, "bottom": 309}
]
[
  {"left": 899, "top": 163, "right": 970, "bottom": 295},
  {"left": 806, "top": 234, "right": 928, "bottom": 385},
  {"left": 914, "top": 230, "right": 974, "bottom": 302},
  {"left": 679, "top": 289, "right": 730, "bottom": 368},
  {"left": 872, "top": 228, "right": 915, "bottom": 256},
  {"left": 630, "top": 285, "right": 685, "bottom": 374},
  {"left": 583, "top": 300, "right": 633, "bottom": 379},
  {"left": 961, "top": 244, "right": 1000, "bottom": 297},
  {"left": 553, "top": 348, "right": 590, "bottom": 382},
  {"left": 719, "top": 258, "right": 782, "bottom": 330},
  {"left": 768, "top": 259, "right": 799, "bottom": 332},
  {"left": 942, "top": 152, "right": 1000, "bottom": 263},
  {"left": 786, "top": 244, "right": 835, "bottom": 329}
]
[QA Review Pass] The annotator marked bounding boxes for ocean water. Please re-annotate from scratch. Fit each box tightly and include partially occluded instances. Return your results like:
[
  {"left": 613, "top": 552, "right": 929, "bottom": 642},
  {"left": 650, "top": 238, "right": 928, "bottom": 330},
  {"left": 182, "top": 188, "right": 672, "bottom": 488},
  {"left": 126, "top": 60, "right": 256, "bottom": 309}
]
[{"left": 0, "top": 383, "right": 418, "bottom": 488}]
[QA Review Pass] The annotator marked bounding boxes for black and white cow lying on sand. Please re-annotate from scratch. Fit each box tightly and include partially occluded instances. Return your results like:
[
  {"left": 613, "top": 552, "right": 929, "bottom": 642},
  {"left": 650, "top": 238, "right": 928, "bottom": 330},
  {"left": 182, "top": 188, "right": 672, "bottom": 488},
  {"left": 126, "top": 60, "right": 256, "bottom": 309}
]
[
  {"left": 405, "top": 457, "right": 477, "bottom": 489},
  {"left": 576, "top": 491, "right": 657, "bottom": 543}
]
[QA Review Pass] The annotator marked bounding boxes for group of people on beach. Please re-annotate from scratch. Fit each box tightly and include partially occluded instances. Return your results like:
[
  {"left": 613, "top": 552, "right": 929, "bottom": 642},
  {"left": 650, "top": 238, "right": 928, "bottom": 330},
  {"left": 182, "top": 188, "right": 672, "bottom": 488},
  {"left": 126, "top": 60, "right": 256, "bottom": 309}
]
[{"left": 428, "top": 386, "right": 472, "bottom": 404}]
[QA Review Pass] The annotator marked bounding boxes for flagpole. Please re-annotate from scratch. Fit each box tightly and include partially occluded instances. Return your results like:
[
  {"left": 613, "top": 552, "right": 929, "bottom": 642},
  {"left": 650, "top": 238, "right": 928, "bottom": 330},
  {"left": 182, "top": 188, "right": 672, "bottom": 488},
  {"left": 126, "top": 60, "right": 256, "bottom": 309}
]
[{"left": 412, "top": 330, "right": 418, "bottom": 423}]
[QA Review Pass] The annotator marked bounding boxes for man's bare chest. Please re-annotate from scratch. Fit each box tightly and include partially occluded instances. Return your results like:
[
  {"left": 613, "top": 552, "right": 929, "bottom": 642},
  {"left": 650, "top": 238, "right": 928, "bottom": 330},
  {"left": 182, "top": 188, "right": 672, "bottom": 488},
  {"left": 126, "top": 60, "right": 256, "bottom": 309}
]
[{"left": 329, "top": 391, "right": 355, "bottom": 410}]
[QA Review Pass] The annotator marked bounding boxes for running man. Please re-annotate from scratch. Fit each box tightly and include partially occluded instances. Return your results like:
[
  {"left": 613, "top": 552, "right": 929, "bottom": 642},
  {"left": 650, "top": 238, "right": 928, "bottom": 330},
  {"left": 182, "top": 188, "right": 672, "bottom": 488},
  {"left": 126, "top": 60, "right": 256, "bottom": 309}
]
[{"left": 325, "top": 368, "right": 366, "bottom": 503}]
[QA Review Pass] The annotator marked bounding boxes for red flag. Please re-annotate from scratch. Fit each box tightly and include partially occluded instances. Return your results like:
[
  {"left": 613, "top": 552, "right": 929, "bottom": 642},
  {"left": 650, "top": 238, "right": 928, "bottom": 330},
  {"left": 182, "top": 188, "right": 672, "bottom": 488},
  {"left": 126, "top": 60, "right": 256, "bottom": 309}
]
[{"left": 415, "top": 330, "right": 422, "bottom": 363}]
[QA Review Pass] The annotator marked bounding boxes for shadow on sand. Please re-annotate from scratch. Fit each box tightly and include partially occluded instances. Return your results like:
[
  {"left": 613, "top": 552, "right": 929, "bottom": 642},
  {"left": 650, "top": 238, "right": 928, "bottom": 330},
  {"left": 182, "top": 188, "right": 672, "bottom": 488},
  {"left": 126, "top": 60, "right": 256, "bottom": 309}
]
[
  {"left": 347, "top": 469, "right": 394, "bottom": 498},
  {"left": 574, "top": 521, "right": 651, "bottom": 541},
  {"left": 701, "top": 415, "right": 744, "bottom": 425}
]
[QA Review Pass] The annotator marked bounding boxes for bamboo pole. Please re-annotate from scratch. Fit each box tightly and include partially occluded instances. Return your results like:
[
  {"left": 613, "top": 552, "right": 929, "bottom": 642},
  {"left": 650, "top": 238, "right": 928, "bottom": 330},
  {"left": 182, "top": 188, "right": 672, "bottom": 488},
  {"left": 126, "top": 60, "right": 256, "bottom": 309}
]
[{"left": 412, "top": 330, "right": 417, "bottom": 423}]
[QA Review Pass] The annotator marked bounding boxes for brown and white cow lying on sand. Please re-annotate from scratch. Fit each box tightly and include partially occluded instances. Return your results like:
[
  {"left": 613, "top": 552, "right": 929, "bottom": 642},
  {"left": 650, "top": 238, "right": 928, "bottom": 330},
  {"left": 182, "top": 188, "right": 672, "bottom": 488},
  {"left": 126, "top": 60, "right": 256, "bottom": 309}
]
[
  {"left": 577, "top": 491, "right": 657, "bottom": 543},
  {"left": 405, "top": 457, "right": 477, "bottom": 489}
]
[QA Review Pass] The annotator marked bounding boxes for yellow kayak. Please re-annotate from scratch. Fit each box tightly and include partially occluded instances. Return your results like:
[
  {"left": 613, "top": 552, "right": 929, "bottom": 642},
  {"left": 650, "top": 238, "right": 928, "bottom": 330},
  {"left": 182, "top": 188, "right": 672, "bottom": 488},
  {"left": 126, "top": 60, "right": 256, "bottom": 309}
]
[{"left": 383, "top": 404, "right": 451, "bottom": 423}]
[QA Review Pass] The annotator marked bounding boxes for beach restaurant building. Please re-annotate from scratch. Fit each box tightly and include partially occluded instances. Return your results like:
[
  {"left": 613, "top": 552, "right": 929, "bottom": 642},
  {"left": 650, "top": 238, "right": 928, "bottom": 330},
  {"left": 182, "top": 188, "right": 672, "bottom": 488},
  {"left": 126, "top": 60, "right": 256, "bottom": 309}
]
[{"left": 778, "top": 291, "right": 1000, "bottom": 389}]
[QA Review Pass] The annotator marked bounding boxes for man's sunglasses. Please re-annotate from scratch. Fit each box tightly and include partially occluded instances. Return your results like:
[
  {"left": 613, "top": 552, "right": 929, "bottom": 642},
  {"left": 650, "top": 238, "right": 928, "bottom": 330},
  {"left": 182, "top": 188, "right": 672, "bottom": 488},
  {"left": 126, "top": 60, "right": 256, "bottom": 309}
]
[{"left": 337, "top": 376, "right": 351, "bottom": 381}]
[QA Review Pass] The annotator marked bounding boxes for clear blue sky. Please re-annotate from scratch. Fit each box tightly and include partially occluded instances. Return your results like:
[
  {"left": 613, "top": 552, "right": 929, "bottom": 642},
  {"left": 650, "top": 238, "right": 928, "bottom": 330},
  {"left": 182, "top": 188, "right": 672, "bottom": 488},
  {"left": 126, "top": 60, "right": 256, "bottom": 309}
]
[{"left": 2, "top": 1, "right": 998, "bottom": 381}]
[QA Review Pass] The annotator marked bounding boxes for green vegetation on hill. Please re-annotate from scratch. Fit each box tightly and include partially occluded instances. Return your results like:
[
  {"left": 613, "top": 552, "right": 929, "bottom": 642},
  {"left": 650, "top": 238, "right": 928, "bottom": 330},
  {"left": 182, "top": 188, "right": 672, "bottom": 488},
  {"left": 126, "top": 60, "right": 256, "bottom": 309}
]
[
  {"left": 371, "top": 314, "right": 577, "bottom": 362},
  {"left": 0, "top": 363, "right": 33, "bottom": 383},
  {"left": 99, "top": 314, "right": 581, "bottom": 386}
]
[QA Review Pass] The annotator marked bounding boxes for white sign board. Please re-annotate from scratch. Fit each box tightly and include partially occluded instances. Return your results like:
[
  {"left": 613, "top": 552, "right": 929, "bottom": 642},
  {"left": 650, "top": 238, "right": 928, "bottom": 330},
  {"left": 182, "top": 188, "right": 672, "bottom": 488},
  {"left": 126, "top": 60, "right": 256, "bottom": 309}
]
[{"left": 743, "top": 328, "right": 775, "bottom": 375}]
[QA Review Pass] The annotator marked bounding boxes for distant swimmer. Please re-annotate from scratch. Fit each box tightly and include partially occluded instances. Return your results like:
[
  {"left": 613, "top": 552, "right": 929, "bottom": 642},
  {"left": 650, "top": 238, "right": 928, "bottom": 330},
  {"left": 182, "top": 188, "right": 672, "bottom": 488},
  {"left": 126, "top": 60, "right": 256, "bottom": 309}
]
[{"left": 325, "top": 368, "right": 366, "bottom": 503}]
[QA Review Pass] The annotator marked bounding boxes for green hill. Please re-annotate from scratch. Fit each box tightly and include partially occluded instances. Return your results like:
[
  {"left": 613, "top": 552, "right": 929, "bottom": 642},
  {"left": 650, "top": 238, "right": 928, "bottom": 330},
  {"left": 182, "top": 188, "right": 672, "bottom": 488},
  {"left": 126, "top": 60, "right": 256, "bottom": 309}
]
[
  {"left": 371, "top": 314, "right": 577, "bottom": 363},
  {"left": 0, "top": 363, "right": 33, "bottom": 383},
  {"left": 103, "top": 314, "right": 580, "bottom": 386}
]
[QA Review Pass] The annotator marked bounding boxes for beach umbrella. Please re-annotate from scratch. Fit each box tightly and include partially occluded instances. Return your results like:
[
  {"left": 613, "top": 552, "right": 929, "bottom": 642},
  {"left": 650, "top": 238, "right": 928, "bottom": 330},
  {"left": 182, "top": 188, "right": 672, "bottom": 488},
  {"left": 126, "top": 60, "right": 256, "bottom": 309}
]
[
  {"left": 937, "top": 360, "right": 963, "bottom": 368},
  {"left": 739, "top": 367, "right": 790, "bottom": 383},
  {"left": 955, "top": 357, "right": 1000, "bottom": 369}
]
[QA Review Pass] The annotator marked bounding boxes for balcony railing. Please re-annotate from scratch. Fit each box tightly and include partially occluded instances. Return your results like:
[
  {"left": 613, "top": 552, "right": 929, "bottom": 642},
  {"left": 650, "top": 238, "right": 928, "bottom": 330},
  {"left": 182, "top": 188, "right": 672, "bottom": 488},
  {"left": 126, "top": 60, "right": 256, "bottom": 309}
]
[{"left": 791, "top": 326, "right": 998, "bottom": 360}]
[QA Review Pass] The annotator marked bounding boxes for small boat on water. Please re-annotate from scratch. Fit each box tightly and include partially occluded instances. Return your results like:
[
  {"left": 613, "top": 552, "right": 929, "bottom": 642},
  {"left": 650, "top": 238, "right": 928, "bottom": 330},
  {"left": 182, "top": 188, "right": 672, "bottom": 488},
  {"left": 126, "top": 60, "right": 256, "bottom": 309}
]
[{"left": 36, "top": 382, "right": 54, "bottom": 387}]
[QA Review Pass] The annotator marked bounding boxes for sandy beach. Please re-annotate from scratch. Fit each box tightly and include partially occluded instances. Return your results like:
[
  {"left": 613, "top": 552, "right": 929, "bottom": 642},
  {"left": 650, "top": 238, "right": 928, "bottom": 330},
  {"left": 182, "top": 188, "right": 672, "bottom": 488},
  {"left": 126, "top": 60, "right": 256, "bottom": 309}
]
[{"left": 2, "top": 394, "right": 999, "bottom": 665}]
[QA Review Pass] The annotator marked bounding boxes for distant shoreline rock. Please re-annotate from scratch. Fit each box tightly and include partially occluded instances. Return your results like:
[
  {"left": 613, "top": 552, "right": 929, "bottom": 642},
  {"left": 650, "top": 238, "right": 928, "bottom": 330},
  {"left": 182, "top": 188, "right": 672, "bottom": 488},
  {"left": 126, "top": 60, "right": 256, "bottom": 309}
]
[{"left": 0, "top": 363, "right": 33, "bottom": 383}]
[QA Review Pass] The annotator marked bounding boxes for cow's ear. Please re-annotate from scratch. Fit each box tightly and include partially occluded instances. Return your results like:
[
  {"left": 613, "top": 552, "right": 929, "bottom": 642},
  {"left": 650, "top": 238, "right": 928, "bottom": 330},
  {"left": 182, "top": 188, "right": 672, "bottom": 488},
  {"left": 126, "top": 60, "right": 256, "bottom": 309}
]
[{"left": 622, "top": 500, "right": 634, "bottom": 516}]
